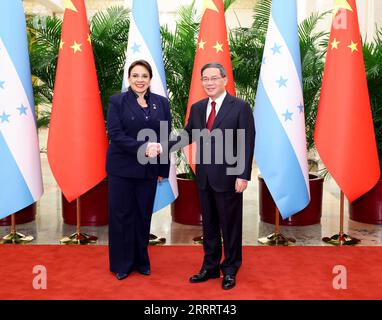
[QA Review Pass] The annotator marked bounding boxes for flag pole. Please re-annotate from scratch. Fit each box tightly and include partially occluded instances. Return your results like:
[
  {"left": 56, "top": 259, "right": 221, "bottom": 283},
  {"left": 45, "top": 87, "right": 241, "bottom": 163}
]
[
  {"left": 258, "top": 208, "right": 296, "bottom": 246},
  {"left": 0, "top": 214, "right": 33, "bottom": 244},
  {"left": 322, "top": 190, "right": 360, "bottom": 245},
  {"left": 60, "top": 197, "right": 97, "bottom": 245}
]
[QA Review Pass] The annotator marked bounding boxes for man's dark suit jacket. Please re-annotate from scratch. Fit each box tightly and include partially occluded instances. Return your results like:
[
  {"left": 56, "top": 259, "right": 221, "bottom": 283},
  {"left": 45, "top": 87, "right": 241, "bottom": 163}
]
[
  {"left": 170, "top": 93, "right": 255, "bottom": 192},
  {"left": 106, "top": 89, "right": 171, "bottom": 179}
]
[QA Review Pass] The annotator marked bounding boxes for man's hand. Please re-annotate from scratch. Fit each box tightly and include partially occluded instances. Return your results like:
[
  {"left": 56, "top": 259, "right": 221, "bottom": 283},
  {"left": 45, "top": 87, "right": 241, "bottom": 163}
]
[
  {"left": 145, "top": 142, "right": 161, "bottom": 158},
  {"left": 235, "top": 178, "right": 248, "bottom": 193}
]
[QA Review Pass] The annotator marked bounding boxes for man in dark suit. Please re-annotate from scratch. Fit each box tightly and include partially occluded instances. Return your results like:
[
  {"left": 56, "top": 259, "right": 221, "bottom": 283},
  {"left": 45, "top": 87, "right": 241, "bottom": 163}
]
[{"left": 168, "top": 62, "right": 255, "bottom": 290}]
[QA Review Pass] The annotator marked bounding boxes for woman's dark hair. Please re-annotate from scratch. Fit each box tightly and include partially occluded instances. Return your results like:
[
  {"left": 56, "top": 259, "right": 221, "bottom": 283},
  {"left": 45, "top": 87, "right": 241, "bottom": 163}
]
[{"left": 128, "top": 59, "right": 153, "bottom": 79}]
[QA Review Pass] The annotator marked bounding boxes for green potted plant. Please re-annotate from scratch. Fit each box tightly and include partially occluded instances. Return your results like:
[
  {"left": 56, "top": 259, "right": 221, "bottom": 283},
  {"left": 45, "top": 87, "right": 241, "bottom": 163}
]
[
  {"left": 349, "top": 28, "right": 382, "bottom": 224},
  {"left": 161, "top": 1, "right": 201, "bottom": 225}
]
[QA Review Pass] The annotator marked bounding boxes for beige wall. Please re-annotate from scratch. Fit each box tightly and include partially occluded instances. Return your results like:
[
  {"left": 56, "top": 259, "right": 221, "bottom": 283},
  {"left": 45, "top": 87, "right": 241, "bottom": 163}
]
[
  {"left": 23, "top": 0, "right": 257, "bottom": 28},
  {"left": 298, "top": 0, "right": 382, "bottom": 40},
  {"left": 24, "top": 1, "right": 53, "bottom": 16},
  {"left": 23, "top": 0, "right": 382, "bottom": 38}
]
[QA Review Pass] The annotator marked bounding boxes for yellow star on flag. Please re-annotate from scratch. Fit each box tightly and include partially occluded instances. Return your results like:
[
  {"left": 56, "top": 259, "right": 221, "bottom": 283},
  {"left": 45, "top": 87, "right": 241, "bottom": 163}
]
[
  {"left": 201, "top": 0, "right": 219, "bottom": 16},
  {"left": 70, "top": 41, "right": 82, "bottom": 53},
  {"left": 348, "top": 40, "right": 358, "bottom": 53},
  {"left": 198, "top": 38, "right": 206, "bottom": 50},
  {"left": 59, "top": 40, "right": 65, "bottom": 50},
  {"left": 64, "top": 0, "right": 78, "bottom": 12},
  {"left": 87, "top": 34, "right": 92, "bottom": 44},
  {"left": 333, "top": 0, "right": 353, "bottom": 16},
  {"left": 213, "top": 41, "right": 223, "bottom": 53},
  {"left": 331, "top": 38, "right": 340, "bottom": 49}
]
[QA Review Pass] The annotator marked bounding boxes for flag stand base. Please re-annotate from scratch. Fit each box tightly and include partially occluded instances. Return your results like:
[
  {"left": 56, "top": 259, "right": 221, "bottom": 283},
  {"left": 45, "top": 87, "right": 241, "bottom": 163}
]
[
  {"left": 193, "top": 235, "right": 203, "bottom": 245},
  {"left": 192, "top": 236, "right": 224, "bottom": 245},
  {"left": 0, "top": 231, "right": 34, "bottom": 244},
  {"left": 258, "top": 232, "right": 295, "bottom": 246},
  {"left": 149, "top": 233, "right": 166, "bottom": 245},
  {"left": 322, "top": 192, "right": 361, "bottom": 246},
  {"left": 60, "top": 232, "right": 97, "bottom": 245},
  {"left": 322, "top": 233, "right": 360, "bottom": 246}
]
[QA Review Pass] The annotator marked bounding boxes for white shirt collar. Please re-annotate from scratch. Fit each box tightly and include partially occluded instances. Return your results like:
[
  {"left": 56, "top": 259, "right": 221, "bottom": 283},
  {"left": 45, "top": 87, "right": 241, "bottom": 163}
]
[
  {"left": 208, "top": 91, "right": 227, "bottom": 109},
  {"left": 206, "top": 91, "right": 227, "bottom": 120}
]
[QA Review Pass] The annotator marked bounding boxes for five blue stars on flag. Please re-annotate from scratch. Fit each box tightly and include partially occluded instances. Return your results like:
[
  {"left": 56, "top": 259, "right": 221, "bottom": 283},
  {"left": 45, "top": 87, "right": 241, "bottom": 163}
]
[{"left": 268, "top": 41, "right": 304, "bottom": 123}]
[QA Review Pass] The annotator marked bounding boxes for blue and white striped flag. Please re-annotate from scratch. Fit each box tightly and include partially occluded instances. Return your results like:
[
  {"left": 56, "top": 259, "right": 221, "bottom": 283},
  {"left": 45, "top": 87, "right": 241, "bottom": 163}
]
[
  {"left": 0, "top": 0, "right": 43, "bottom": 219},
  {"left": 254, "top": 0, "right": 310, "bottom": 219},
  {"left": 123, "top": 0, "right": 178, "bottom": 212}
]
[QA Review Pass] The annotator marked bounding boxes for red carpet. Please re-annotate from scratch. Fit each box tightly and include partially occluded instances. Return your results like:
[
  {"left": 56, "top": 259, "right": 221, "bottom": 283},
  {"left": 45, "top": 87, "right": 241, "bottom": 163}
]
[{"left": 1, "top": 245, "right": 382, "bottom": 300}]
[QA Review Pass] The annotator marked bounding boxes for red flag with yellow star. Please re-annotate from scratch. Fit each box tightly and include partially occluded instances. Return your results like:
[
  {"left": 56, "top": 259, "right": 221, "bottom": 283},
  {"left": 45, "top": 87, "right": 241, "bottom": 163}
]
[
  {"left": 314, "top": 0, "right": 380, "bottom": 202},
  {"left": 186, "top": 0, "right": 235, "bottom": 121},
  {"left": 184, "top": 0, "right": 235, "bottom": 170},
  {"left": 47, "top": 0, "right": 108, "bottom": 202}
]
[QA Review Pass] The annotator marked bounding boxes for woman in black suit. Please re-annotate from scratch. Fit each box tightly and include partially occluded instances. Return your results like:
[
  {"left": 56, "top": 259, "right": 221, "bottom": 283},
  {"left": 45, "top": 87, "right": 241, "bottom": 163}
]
[{"left": 106, "top": 60, "right": 171, "bottom": 280}]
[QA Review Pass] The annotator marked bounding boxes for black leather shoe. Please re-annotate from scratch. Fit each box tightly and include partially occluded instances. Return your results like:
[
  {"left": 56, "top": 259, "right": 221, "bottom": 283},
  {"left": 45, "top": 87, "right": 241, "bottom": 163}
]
[
  {"left": 189, "top": 269, "right": 220, "bottom": 283},
  {"left": 222, "top": 275, "right": 236, "bottom": 290},
  {"left": 138, "top": 269, "right": 151, "bottom": 276},
  {"left": 116, "top": 272, "right": 128, "bottom": 280}
]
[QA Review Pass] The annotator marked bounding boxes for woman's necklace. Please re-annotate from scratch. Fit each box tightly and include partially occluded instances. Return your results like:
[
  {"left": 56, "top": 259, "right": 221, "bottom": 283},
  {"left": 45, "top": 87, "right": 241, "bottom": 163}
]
[
  {"left": 137, "top": 95, "right": 147, "bottom": 108},
  {"left": 137, "top": 95, "right": 150, "bottom": 120}
]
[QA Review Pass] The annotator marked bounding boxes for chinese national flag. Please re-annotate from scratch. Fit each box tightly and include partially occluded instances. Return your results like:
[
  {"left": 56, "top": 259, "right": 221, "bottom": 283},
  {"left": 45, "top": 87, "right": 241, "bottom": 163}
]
[
  {"left": 314, "top": 0, "right": 380, "bottom": 202},
  {"left": 184, "top": 0, "right": 235, "bottom": 170},
  {"left": 47, "top": 0, "right": 108, "bottom": 202}
]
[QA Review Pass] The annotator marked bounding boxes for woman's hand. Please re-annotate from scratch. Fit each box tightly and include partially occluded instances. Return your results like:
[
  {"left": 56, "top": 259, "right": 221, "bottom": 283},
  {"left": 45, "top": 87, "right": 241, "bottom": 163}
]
[{"left": 158, "top": 176, "right": 164, "bottom": 183}]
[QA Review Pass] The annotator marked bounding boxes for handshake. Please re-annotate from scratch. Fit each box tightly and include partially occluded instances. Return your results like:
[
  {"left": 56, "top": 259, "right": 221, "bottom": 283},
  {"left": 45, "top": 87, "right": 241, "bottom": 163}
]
[{"left": 145, "top": 142, "right": 162, "bottom": 158}]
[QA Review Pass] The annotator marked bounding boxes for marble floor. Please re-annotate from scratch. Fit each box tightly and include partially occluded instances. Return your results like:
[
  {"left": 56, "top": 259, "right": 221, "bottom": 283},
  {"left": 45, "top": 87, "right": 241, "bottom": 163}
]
[{"left": 1, "top": 128, "right": 382, "bottom": 246}]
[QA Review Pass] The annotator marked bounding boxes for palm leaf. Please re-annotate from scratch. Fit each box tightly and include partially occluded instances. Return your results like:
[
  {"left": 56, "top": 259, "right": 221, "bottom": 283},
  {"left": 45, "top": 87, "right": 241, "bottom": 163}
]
[
  {"left": 161, "top": 1, "right": 199, "bottom": 130},
  {"left": 224, "top": 0, "right": 237, "bottom": 11},
  {"left": 27, "top": 15, "right": 62, "bottom": 114},
  {"left": 90, "top": 6, "right": 130, "bottom": 117},
  {"left": 363, "top": 27, "right": 382, "bottom": 171}
]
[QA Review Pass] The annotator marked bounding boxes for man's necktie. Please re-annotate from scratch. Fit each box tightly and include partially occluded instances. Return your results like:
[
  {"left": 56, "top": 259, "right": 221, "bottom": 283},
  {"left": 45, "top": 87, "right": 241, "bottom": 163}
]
[{"left": 206, "top": 101, "right": 216, "bottom": 131}]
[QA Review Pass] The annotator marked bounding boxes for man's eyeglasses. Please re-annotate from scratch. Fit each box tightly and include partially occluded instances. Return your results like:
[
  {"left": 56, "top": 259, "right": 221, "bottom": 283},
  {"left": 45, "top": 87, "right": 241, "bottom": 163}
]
[{"left": 201, "top": 76, "right": 225, "bottom": 83}]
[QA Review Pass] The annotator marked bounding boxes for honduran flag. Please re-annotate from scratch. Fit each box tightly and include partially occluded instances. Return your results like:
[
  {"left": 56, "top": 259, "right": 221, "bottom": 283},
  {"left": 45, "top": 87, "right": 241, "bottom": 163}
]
[
  {"left": 254, "top": 0, "right": 310, "bottom": 219},
  {"left": 0, "top": 0, "right": 43, "bottom": 219},
  {"left": 122, "top": 0, "right": 178, "bottom": 212}
]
